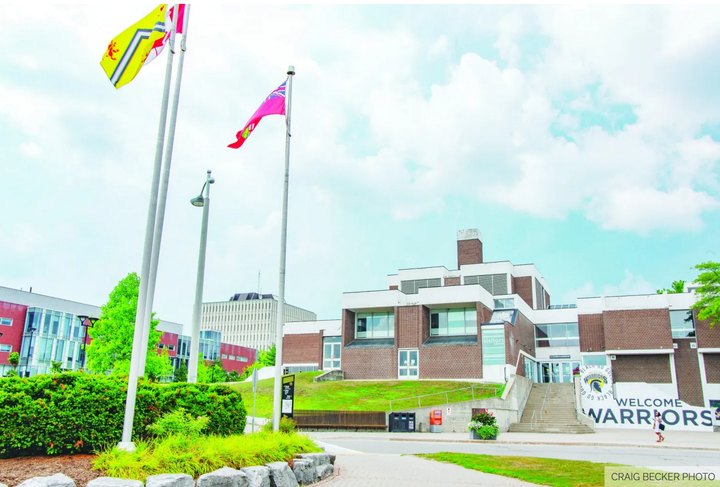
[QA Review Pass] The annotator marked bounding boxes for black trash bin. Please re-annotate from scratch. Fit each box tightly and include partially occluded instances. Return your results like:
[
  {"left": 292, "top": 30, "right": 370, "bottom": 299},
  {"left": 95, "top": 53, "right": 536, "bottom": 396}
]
[{"left": 388, "top": 412, "right": 416, "bottom": 432}]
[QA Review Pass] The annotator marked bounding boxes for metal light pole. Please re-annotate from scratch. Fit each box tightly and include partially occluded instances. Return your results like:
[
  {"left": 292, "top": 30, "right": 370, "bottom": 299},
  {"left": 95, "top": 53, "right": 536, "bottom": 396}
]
[
  {"left": 23, "top": 327, "right": 36, "bottom": 378},
  {"left": 77, "top": 315, "right": 99, "bottom": 371},
  {"left": 188, "top": 170, "right": 215, "bottom": 383}
]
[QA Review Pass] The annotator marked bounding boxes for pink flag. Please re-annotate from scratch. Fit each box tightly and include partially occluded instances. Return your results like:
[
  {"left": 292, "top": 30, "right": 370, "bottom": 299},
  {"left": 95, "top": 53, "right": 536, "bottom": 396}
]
[
  {"left": 228, "top": 81, "right": 287, "bottom": 149},
  {"left": 144, "top": 4, "right": 185, "bottom": 66}
]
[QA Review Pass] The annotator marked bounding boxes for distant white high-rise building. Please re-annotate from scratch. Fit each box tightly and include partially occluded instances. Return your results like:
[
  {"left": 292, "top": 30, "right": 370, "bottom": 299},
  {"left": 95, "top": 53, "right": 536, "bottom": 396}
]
[{"left": 200, "top": 293, "right": 316, "bottom": 351}]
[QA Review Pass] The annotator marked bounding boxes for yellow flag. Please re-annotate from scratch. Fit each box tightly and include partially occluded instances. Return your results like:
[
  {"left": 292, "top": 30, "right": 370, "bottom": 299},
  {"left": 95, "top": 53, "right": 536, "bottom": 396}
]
[{"left": 100, "top": 5, "right": 169, "bottom": 89}]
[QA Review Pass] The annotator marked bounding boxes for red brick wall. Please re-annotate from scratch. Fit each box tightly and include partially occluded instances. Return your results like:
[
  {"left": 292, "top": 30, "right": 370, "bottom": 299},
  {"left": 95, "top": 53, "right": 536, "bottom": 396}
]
[
  {"left": 397, "top": 306, "right": 422, "bottom": 349},
  {"left": 505, "top": 322, "right": 517, "bottom": 365},
  {"left": 704, "top": 354, "right": 720, "bottom": 384},
  {"left": 0, "top": 301, "right": 27, "bottom": 365},
  {"left": 283, "top": 332, "right": 322, "bottom": 366},
  {"left": 673, "top": 339, "right": 704, "bottom": 407},
  {"left": 157, "top": 332, "right": 178, "bottom": 357},
  {"left": 342, "top": 309, "right": 355, "bottom": 347},
  {"left": 342, "top": 346, "right": 397, "bottom": 380},
  {"left": 220, "top": 343, "right": 257, "bottom": 373},
  {"left": 444, "top": 277, "right": 460, "bottom": 286},
  {"left": 694, "top": 311, "right": 720, "bottom": 349},
  {"left": 604, "top": 309, "right": 673, "bottom": 352},
  {"left": 544, "top": 290, "right": 550, "bottom": 308},
  {"left": 419, "top": 344, "right": 483, "bottom": 379},
  {"left": 513, "top": 277, "right": 533, "bottom": 309},
  {"left": 579, "top": 314, "right": 605, "bottom": 353},
  {"left": 535, "top": 278, "right": 544, "bottom": 310},
  {"left": 477, "top": 303, "right": 492, "bottom": 324},
  {"left": 516, "top": 311, "right": 536, "bottom": 359},
  {"left": 612, "top": 355, "right": 672, "bottom": 383},
  {"left": 389, "top": 285, "right": 398, "bottom": 290},
  {"left": 458, "top": 238, "right": 483, "bottom": 267}
]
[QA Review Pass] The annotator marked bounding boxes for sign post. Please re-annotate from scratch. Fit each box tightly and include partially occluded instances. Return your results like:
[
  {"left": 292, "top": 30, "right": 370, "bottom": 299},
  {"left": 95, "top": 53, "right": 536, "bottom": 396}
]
[
  {"left": 252, "top": 368, "right": 258, "bottom": 433},
  {"left": 281, "top": 374, "right": 295, "bottom": 420}
]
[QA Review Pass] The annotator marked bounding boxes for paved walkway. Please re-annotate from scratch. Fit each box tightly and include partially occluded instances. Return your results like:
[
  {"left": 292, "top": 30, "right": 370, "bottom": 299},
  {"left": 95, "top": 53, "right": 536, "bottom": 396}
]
[
  {"left": 309, "top": 428, "right": 720, "bottom": 451},
  {"left": 319, "top": 453, "right": 543, "bottom": 486}
]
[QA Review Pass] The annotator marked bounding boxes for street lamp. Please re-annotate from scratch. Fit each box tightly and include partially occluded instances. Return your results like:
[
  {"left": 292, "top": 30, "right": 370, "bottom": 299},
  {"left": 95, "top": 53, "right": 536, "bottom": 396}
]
[
  {"left": 77, "top": 315, "right": 99, "bottom": 371},
  {"left": 23, "top": 327, "right": 37, "bottom": 377},
  {"left": 188, "top": 170, "right": 215, "bottom": 383}
]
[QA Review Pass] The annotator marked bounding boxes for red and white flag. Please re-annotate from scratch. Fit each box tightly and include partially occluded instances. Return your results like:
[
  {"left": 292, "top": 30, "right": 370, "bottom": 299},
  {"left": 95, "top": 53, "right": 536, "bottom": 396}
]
[{"left": 144, "top": 4, "right": 186, "bottom": 66}]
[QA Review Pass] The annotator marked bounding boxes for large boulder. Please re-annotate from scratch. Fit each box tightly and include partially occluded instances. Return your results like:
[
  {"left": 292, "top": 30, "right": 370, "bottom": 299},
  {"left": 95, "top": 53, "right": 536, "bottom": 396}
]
[
  {"left": 265, "top": 462, "right": 298, "bottom": 487},
  {"left": 145, "top": 474, "right": 194, "bottom": 487},
  {"left": 239, "top": 467, "right": 270, "bottom": 487},
  {"left": 197, "top": 467, "right": 249, "bottom": 487},
  {"left": 316, "top": 465, "right": 333, "bottom": 481},
  {"left": 18, "top": 474, "right": 76, "bottom": 487},
  {"left": 291, "top": 459, "right": 316, "bottom": 485},
  {"left": 327, "top": 454, "right": 336, "bottom": 466},
  {"left": 87, "top": 479, "right": 144, "bottom": 487},
  {"left": 295, "top": 454, "right": 329, "bottom": 468}
]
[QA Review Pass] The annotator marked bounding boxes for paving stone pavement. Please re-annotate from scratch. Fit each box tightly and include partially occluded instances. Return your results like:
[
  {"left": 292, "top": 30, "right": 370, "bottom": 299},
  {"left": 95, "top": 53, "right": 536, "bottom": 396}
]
[{"left": 321, "top": 453, "right": 546, "bottom": 486}]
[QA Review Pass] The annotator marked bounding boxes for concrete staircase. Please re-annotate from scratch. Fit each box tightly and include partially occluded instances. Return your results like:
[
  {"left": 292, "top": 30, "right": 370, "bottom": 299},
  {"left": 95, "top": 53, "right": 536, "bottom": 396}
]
[{"left": 508, "top": 383, "right": 594, "bottom": 434}]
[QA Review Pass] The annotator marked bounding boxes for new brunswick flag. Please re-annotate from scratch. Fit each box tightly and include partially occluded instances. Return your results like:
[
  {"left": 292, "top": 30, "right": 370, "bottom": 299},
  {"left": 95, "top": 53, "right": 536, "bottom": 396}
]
[{"left": 100, "top": 4, "right": 171, "bottom": 89}]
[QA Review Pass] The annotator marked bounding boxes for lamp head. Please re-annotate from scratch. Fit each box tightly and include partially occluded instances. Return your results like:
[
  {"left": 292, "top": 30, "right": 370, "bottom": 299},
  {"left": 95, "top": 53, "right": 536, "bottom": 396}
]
[
  {"left": 88, "top": 317, "right": 99, "bottom": 327},
  {"left": 191, "top": 194, "right": 204, "bottom": 207},
  {"left": 77, "top": 315, "right": 89, "bottom": 324}
]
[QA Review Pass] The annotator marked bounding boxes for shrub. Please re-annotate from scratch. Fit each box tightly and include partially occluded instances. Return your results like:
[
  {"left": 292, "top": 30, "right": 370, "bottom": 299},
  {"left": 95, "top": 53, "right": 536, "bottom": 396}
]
[
  {"left": 146, "top": 408, "right": 209, "bottom": 438},
  {"left": 261, "top": 416, "right": 296, "bottom": 434},
  {"left": 94, "top": 431, "right": 321, "bottom": 481},
  {"left": 468, "top": 411, "right": 498, "bottom": 438},
  {"left": 0, "top": 372, "right": 246, "bottom": 458}
]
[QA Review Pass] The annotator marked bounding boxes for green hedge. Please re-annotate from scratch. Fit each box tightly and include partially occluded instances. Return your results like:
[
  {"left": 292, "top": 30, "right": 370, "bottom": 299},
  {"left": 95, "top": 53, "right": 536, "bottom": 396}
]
[{"left": 0, "top": 372, "right": 246, "bottom": 458}]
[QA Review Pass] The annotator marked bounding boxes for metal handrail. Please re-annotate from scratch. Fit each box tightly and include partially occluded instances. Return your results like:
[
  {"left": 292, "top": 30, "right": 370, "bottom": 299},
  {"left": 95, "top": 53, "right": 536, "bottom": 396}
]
[
  {"left": 539, "top": 383, "right": 551, "bottom": 421},
  {"left": 530, "top": 410, "right": 537, "bottom": 430},
  {"left": 388, "top": 384, "right": 502, "bottom": 412}
]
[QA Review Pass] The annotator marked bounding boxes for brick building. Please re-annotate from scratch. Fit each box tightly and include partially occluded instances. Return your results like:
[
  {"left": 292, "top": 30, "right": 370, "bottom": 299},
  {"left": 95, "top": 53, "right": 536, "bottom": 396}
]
[
  {"left": 0, "top": 286, "right": 256, "bottom": 378},
  {"left": 281, "top": 229, "right": 719, "bottom": 412}
]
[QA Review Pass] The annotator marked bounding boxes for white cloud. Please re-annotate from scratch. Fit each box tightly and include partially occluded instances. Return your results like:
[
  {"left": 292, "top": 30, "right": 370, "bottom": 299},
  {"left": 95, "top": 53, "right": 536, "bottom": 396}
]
[
  {"left": 428, "top": 35, "right": 450, "bottom": 60},
  {"left": 19, "top": 141, "right": 43, "bottom": 158}
]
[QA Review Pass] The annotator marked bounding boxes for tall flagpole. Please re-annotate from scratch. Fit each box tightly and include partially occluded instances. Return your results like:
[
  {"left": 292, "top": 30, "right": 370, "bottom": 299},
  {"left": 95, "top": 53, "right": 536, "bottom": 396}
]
[
  {"left": 272, "top": 66, "right": 295, "bottom": 432},
  {"left": 138, "top": 4, "right": 191, "bottom": 377},
  {"left": 118, "top": 9, "right": 179, "bottom": 451}
]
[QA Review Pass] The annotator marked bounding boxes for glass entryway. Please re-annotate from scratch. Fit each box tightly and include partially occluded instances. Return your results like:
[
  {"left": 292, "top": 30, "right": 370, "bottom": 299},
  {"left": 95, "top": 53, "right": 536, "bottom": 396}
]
[
  {"left": 323, "top": 336, "right": 341, "bottom": 370},
  {"left": 537, "top": 361, "right": 579, "bottom": 383},
  {"left": 398, "top": 349, "right": 418, "bottom": 379}
]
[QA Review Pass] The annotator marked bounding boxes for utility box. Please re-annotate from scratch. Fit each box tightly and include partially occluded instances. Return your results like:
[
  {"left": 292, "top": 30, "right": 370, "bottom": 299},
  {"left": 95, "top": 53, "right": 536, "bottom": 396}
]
[
  {"left": 388, "top": 412, "right": 416, "bottom": 432},
  {"left": 429, "top": 409, "right": 442, "bottom": 433}
]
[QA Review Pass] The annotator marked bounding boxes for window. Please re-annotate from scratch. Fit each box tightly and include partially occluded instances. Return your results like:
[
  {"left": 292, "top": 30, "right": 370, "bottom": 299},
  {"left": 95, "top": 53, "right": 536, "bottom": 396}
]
[
  {"left": 0, "top": 344, "right": 11, "bottom": 353},
  {"left": 535, "top": 323, "right": 579, "bottom": 348},
  {"left": 0, "top": 317, "right": 12, "bottom": 326},
  {"left": 323, "top": 336, "right": 341, "bottom": 369},
  {"left": 465, "top": 274, "right": 508, "bottom": 295},
  {"left": 489, "top": 309, "right": 516, "bottom": 325},
  {"left": 54, "top": 340, "right": 65, "bottom": 362},
  {"left": 482, "top": 326, "right": 505, "bottom": 365},
  {"left": 158, "top": 343, "right": 165, "bottom": 349},
  {"left": 356, "top": 312, "right": 394, "bottom": 338},
  {"left": 240, "top": 356, "right": 248, "bottom": 362},
  {"left": 400, "top": 278, "right": 441, "bottom": 295},
  {"left": 229, "top": 355, "right": 236, "bottom": 360},
  {"left": 221, "top": 354, "right": 228, "bottom": 359},
  {"left": 167, "top": 345, "right": 175, "bottom": 351},
  {"left": 494, "top": 298, "right": 514, "bottom": 309},
  {"left": 670, "top": 310, "right": 695, "bottom": 338},
  {"left": 583, "top": 355, "right": 607, "bottom": 366},
  {"left": 430, "top": 308, "right": 477, "bottom": 336}
]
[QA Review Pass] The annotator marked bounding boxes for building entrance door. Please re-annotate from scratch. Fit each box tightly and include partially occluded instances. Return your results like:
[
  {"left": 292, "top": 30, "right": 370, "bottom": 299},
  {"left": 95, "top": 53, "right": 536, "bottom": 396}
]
[
  {"left": 538, "top": 361, "right": 579, "bottom": 383},
  {"left": 398, "top": 349, "right": 418, "bottom": 379}
]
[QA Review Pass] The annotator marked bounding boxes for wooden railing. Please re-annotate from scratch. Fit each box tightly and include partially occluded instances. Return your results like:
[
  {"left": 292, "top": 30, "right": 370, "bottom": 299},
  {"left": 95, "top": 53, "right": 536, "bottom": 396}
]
[{"left": 293, "top": 410, "right": 387, "bottom": 430}]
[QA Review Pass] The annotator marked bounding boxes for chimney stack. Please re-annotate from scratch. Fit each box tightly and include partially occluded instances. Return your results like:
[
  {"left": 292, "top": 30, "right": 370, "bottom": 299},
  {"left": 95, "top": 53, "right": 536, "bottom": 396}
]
[{"left": 457, "top": 229, "right": 483, "bottom": 268}]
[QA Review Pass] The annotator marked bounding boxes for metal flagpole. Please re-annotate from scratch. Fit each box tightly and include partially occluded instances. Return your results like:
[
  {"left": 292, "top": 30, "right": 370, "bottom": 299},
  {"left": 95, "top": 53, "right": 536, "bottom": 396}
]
[
  {"left": 272, "top": 66, "right": 295, "bottom": 432},
  {"left": 138, "top": 4, "right": 191, "bottom": 377},
  {"left": 118, "top": 9, "right": 178, "bottom": 451}
]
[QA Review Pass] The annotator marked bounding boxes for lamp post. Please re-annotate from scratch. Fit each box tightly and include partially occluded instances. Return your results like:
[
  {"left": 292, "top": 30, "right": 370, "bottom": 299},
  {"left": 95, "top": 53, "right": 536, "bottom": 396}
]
[
  {"left": 77, "top": 315, "right": 99, "bottom": 371},
  {"left": 188, "top": 170, "right": 215, "bottom": 383},
  {"left": 23, "top": 327, "right": 36, "bottom": 377}
]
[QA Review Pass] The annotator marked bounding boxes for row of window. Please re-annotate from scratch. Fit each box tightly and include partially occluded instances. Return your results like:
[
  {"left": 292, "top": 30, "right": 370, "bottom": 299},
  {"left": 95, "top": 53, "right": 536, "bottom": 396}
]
[
  {"left": 157, "top": 343, "right": 176, "bottom": 351},
  {"left": 220, "top": 354, "right": 249, "bottom": 362}
]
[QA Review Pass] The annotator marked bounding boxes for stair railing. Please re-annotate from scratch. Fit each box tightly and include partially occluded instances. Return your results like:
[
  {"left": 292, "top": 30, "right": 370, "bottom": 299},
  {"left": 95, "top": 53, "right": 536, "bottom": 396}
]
[
  {"left": 530, "top": 410, "right": 537, "bottom": 431},
  {"left": 540, "top": 383, "right": 551, "bottom": 421}
]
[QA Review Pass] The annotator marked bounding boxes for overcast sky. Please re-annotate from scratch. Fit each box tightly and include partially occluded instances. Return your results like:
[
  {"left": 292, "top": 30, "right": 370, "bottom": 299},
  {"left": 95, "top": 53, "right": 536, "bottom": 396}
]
[{"left": 1, "top": 4, "right": 719, "bottom": 332}]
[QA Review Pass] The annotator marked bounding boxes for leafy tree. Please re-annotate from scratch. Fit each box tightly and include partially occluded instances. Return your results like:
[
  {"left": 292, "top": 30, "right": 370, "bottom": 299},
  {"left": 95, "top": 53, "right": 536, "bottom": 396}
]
[
  {"left": 207, "top": 357, "right": 229, "bottom": 383},
  {"left": 657, "top": 280, "right": 686, "bottom": 294},
  {"left": 174, "top": 363, "right": 188, "bottom": 383},
  {"left": 86, "top": 272, "right": 172, "bottom": 379},
  {"left": 691, "top": 261, "right": 720, "bottom": 330},
  {"left": 50, "top": 361, "right": 63, "bottom": 374},
  {"left": 227, "top": 370, "right": 242, "bottom": 382},
  {"left": 258, "top": 344, "right": 276, "bottom": 367},
  {"left": 7, "top": 351, "right": 19, "bottom": 370}
]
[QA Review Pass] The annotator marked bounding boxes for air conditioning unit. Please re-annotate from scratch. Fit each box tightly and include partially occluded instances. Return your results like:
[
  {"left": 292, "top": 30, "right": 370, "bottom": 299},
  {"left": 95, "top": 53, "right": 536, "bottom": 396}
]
[
  {"left": 673, "top": 343, "right": 679, "bottom": 349},
  {"left": 690, "top": 343, "right": 698, "bottom": 349},
  {"left": 609, "top": 355, "right": 616, "bottom": 361}
]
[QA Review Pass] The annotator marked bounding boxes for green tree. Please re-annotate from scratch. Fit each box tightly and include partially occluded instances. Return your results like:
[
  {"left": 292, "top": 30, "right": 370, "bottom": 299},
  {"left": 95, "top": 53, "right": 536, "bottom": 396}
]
[
  {"left": 208, "top": 357, "right": 229, "bottom": 383},
  {"left": 174, "top": 363, "right": 188, "bottom": 383},
  {"left": 50, "top": 361, "right": 63, "bottom": 374},
  {"left": 258, "top": 344, "right": 276, "bottom": 367},
  {"left": 657, "top": 280, "right": 686, "bottom": 294},
  {"left": 7, "top": 351, "right": 20, "bottom": 371},
  {"left": 86, "top": 272, "right": 172, "bottom": 379},
  {"left": 227, "top": 369, "right": 241, "bottom": 382},
  {"left": 196, "top": 353, "right": 211, "bottom": 383},
  {"left": 691, "top": 261, "right": 720, "bottom": 330}
]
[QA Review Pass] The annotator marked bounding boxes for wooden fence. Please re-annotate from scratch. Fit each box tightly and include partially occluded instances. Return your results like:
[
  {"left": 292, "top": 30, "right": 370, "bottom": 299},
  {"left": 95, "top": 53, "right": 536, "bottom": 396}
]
[{"left": 293, "top": 410, "right": 387, "bottom": 430}]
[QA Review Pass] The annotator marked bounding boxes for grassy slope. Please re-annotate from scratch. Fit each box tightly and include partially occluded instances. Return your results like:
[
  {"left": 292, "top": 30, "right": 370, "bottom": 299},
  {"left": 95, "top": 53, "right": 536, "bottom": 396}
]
[
  {"left": 418, "top": 453, "right": 613, "bottom": 487},
  {"left": 227, "top": 372, "right": 502, "bottom": 418}
]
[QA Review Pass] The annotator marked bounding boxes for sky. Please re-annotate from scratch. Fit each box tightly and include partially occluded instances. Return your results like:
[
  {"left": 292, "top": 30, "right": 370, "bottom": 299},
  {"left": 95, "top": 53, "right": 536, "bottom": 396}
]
[{"left": 1, "top": 4, "right": 719, "bottom": 332}]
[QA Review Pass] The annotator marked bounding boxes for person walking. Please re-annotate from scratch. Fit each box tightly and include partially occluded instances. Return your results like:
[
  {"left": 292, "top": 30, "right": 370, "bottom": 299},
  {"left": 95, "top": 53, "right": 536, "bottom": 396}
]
[{"left": 653, "top": 411, "right": 665, "bottom": 442}]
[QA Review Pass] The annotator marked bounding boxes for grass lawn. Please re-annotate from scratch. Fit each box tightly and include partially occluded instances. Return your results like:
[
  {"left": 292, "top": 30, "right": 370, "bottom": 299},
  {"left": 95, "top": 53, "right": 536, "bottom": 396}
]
[
  {"left": 227, "top": 372, "right": 502, "bottom": 418},
  {"left": 418, "top": 453, "right": 614, "bottom": 487}
]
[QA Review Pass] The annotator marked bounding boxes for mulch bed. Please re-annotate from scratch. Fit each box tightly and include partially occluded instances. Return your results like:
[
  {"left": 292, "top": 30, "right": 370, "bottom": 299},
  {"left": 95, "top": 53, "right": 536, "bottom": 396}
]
[{"left": 0, "top": 454, "right": 104, "bottom": 487}]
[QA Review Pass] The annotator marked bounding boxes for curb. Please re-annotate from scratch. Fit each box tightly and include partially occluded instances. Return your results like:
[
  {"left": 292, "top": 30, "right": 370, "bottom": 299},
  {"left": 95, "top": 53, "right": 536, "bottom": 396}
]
[{"left": 387, "top": 437, "right": 720, "bottom": 452}]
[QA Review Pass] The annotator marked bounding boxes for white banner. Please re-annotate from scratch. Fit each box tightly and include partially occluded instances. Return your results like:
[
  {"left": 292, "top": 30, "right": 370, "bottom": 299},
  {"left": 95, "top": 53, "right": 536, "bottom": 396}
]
[{"left": 579, "top": 365, "right": 714, "bottom": 432}]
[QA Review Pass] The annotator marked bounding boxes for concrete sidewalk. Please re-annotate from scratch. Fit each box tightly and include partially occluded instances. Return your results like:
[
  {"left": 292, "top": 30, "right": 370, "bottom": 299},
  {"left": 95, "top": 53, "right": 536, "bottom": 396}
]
[{"left": 308, "top": 428, "right": 720, "bottom": 451}]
